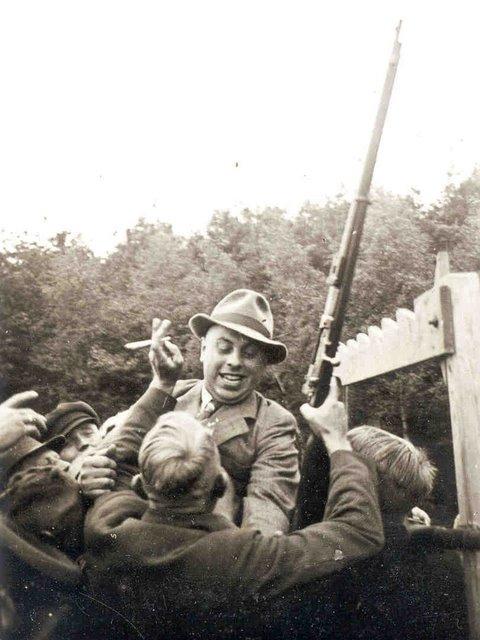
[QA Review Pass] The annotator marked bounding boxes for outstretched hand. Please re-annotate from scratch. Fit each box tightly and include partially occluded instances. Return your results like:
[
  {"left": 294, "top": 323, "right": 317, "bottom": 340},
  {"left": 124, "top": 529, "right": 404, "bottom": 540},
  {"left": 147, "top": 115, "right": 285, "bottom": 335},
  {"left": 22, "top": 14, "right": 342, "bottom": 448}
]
[
  {"left": 0, "top": 391, "right": 47, "bottom": 451},
  {"left": 149, "top": 318, "right": 183, "bottom": 392},
  {"left": 78, "top": 444, "right": 118, "bottom": 499},
  {"left": 300, "top": 377, "right": 351, "bottom": 455}
]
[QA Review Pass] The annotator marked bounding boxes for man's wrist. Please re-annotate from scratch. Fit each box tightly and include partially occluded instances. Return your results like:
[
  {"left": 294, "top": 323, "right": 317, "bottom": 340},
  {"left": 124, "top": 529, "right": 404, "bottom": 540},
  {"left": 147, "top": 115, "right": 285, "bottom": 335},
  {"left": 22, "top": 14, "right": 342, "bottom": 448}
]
[
  {"left": 149, "top": 377, "right": 176, "bottom": 395},
  {"left": 324, "top": 439, "right": 352, "bottom": 455}
]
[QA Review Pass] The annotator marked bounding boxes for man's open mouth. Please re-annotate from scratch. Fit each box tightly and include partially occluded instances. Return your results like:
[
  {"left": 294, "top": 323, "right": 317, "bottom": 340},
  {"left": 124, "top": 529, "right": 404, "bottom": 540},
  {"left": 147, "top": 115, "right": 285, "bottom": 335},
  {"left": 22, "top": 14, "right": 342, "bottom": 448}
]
[{"left": 220, "top": 374, "right": 245, "bottom": 382}]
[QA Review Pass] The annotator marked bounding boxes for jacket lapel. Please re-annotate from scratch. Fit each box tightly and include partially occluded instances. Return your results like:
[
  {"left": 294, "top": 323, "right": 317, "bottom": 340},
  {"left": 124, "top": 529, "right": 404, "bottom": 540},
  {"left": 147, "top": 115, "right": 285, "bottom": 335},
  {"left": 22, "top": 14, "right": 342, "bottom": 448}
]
[
  {"left": 174, "top": 380, "right": 203, "bottom": 415},
  {"left": 174, "top": 380, "right": 259, "bottom": 446},
  {"left": 208, "top": 393, "right": 258, "bottom": 446}
]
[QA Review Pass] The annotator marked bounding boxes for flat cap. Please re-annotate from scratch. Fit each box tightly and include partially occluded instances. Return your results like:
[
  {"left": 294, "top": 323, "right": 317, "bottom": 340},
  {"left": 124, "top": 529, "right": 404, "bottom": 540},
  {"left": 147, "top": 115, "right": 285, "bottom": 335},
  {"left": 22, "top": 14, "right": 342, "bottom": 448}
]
[{"left": 45, "top": 401, "right": 100, "bottom": 440}]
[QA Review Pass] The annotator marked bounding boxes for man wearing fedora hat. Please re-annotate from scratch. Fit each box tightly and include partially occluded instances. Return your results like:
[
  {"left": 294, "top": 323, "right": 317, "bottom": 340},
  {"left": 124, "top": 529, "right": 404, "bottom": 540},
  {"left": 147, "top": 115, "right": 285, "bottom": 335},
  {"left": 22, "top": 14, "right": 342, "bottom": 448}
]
[
  {"left": 0, "top": 428, "right": 69, "bottom": 489},
  {"left": 81, "top": 289, "right": 299, "bottom": 534}
]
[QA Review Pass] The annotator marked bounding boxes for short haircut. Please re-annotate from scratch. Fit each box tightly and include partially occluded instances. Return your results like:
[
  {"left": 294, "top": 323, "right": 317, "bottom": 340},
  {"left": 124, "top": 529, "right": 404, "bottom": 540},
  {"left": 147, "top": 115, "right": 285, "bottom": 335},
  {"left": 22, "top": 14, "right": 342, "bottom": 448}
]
[
  {"left": 348, "top": 426, "right": 437, "bottom": 504},
  {"left": 139, "top": 412, "right": 218, "bottom": 500}
]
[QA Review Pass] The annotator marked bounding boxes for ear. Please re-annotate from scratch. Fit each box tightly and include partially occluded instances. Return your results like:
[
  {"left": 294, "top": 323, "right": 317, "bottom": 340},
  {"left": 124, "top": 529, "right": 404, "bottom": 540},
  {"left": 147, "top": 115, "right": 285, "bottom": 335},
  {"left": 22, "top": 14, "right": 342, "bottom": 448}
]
[
  {"left": 200, "top": 338, "right": 206, "bottom": 363},
  {"left": 131, "top": 474, "right": 148, "bottom": 500},
  {"left": 211, "top": 472, "right": 227, "bottom": 499}
]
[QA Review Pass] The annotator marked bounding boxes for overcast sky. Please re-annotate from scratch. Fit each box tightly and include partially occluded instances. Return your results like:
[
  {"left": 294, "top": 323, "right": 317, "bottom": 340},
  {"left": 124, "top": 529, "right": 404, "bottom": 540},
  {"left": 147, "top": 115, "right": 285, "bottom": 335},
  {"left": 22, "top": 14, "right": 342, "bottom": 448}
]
[{"left": 1, "top": 1, "right": 478, "bottom": 254}]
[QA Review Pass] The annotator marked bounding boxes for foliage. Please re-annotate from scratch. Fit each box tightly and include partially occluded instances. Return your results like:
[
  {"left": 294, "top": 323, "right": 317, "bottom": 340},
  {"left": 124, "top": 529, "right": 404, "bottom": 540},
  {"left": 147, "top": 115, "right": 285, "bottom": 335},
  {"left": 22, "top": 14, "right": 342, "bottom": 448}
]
[{"left": 2, "top": 170, "right": 480, "bottom": 453}]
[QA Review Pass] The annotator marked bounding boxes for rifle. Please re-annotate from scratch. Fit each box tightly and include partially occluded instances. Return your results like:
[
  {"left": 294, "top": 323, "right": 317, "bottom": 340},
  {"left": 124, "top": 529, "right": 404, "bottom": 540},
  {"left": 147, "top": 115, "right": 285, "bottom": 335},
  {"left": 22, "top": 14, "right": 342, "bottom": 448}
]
[{"left": 302, "top": 22, "right": 402, "bottom": 408}]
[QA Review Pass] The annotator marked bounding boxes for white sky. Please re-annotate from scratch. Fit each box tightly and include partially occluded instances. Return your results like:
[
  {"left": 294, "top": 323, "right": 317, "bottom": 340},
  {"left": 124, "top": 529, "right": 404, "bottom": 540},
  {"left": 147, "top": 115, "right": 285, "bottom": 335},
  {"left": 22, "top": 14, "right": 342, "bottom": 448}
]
[{"left": 0, "top": 1, "right": 479, "bottom": 254}]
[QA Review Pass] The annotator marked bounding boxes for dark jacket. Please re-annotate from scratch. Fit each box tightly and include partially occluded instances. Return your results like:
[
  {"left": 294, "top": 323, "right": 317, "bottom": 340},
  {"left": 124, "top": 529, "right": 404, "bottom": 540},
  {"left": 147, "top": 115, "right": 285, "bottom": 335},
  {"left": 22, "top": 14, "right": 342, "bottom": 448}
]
[
  {"left": 101, "top": 380, "right": 300, "bottom": 534},
  {"left": 294, "top": 436, "right": 472, "bottom": 640},
  {"left": 341, "top": 520, "right": 469, "bottom": 640},
  {"left": 84, "top": 441, "right": 383, "bottom": 639}
]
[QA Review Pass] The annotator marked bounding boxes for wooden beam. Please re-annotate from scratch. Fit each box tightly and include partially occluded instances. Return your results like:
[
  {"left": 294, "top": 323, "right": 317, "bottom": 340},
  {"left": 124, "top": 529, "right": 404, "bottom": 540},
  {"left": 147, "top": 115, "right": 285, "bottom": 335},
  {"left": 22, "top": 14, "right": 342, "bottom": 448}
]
[
  {"left": 336, "top": 284, "right": 455, "bottom": 385},
  {"left": 442, "top": 272, "right": 480, "bottom": 638}
]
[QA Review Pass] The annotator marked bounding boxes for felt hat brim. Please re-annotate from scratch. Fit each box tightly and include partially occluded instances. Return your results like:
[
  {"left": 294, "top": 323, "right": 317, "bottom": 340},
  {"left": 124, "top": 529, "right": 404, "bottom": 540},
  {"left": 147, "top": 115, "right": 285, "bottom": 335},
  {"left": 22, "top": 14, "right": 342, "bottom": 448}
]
[
  {"left": 189, "top": 314, "right": 287, "bottom": 364},
  {"left": 1, "top": 435, "right": 66, "bottom": 487}
]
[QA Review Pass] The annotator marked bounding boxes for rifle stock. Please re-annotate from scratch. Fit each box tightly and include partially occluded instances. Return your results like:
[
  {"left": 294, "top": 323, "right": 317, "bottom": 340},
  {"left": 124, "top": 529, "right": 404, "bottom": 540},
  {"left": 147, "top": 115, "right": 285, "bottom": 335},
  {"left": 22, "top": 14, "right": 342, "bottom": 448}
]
[{"left": 302, "top": 22, "right": 402, "bottom": 407}]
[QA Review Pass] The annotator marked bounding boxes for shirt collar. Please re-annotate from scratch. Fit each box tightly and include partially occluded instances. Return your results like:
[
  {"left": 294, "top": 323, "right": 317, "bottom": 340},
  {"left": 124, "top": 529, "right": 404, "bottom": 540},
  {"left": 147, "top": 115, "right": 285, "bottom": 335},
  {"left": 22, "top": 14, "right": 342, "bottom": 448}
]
[
  {"left": 200, "top": 385, "right": 214, "bottom": 411},
  {"left": 200, "top": 383, "right": 258, "bottom": 420}
]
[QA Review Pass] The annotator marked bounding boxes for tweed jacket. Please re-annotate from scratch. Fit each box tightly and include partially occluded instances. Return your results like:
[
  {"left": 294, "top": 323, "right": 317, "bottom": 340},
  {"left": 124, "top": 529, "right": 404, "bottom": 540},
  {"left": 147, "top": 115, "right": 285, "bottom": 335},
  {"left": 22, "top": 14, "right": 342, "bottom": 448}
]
[
  {"left": 102, "top": 380, "right": 300, "bottom": 534},
  {"left": 84, "top": 446, "right": 383, "bottom": 640}
]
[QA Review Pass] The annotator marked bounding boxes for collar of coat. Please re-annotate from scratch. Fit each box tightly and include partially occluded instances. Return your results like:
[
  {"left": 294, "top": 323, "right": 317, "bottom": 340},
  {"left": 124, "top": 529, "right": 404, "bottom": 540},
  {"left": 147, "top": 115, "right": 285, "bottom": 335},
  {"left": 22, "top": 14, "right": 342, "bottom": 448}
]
[
  {"left": 172, "top": 379, "right": 259, "bottom": 446},
  {"left": 142, "top": 507, "right": 237, "bottom": 532}
]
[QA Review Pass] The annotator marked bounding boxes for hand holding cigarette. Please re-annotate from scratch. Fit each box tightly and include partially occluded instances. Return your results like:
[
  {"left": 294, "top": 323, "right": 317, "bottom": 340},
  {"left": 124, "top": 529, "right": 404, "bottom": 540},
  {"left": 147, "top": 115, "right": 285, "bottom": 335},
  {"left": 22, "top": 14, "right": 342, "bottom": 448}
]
[{"left": 148, "top": 318, "right": 184, "bottom": 393}]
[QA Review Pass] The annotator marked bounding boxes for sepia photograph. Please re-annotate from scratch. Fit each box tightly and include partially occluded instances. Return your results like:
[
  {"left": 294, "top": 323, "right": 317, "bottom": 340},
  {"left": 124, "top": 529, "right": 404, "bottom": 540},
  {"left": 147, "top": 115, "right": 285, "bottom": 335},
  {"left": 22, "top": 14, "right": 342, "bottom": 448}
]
[{"left": 1, "top": 1, "right": 480, "bottom": 638}]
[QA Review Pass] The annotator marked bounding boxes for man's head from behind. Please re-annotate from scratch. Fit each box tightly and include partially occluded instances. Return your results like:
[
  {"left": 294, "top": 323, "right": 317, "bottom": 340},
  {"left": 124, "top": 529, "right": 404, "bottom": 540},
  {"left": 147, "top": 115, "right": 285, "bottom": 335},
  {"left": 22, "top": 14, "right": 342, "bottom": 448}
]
[
  {"left": 348, "top": 426, "right": 437, "bottom": 514},
  {"left": 138, "top": 412, "right": 227, "bottom": 513}
]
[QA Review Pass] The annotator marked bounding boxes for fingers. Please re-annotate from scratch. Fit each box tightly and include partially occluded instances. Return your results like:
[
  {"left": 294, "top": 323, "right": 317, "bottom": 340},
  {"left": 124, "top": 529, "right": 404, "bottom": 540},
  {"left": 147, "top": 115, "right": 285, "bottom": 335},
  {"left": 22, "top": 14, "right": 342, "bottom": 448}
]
[
  {"left": 328, "top": 376, "right": 341, "bottom": 401},
  {"left": 102, "top": 444, "right": 118, "bottom": 459},
  {"left": 155, "top": 339, "right": 181, "bottom": 368},
  {"left": 86, "top": 454, "right": 117, "bottom": 470},
  {"left": 300, "top": 403, "right": 316, "bottom": 422},
  {"left": 79, "top": 450, "right": 117, "bottom": 498},
  {"left": 2, "top": 391, "right": 39, "bottom": 409},
  {"left": 151, "top": 318, "right": 172, "bottom": 342},
  {"left": 24, "top": 424, "right": 42, "bottom": 439},
  {"left": 18, "top": 409, "right": 47, "bottom": 430},
  {"left": 15, "top": 410, "right": 47, "bottom": 438},
  {"left": 81, "top": 476, "right": 115, "bottom": 498},
  {"left": 82, "top": 467, "right": 117, "bottom": 480}
]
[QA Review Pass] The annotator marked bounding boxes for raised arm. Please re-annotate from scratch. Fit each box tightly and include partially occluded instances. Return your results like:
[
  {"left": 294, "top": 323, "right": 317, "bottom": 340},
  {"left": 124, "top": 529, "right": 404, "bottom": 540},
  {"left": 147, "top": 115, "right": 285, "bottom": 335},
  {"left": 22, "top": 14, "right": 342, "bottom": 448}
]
[{"left": 79, "top": 319, "right": 183, "bottom": 497}]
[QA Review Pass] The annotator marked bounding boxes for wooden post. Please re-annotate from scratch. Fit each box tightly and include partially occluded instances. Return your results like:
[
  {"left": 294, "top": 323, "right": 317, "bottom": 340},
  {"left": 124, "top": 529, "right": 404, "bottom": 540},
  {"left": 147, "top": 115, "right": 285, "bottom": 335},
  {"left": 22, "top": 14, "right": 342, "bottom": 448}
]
[
  {"left": 335, "top": 253, "right": 480, "bottom": 637},
  {"left": 442, "top": 272, "right": 480, "bottom": 639}
]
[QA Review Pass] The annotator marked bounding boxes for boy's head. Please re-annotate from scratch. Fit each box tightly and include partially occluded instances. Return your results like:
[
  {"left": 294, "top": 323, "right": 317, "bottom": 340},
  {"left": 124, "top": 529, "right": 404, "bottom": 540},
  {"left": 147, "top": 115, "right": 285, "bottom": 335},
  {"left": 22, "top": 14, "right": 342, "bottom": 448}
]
[
  {"left": 138, "top": 411, "right": 227, "bottom": 512},
  {"left": 348, "top": 425, "right": 437, "bottom": 513}
]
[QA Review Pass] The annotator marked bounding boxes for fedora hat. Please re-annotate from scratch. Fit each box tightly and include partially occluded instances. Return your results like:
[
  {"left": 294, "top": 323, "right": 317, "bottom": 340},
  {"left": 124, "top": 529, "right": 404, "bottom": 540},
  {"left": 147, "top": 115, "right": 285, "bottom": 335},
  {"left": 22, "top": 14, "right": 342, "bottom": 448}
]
[
  {"left": 0, "top": 435, "right": 65, "bottom": 488},
  {"left": 189, "top": 289, "right": 287, "bottom": 364}
]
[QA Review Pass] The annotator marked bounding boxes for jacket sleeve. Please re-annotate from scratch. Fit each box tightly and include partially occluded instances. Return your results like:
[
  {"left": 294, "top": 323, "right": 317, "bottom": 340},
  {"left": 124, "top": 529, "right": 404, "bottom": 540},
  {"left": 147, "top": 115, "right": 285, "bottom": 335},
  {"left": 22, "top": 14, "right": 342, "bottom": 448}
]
[
  {"left": 232, "top": 450, "right": 384, "bottom": 598},
  {"left": 100, "top": 386, "right": 176, "bottom": 489},
  {"left": 241, "top": 406, "right": 300, "bottom": 534},
  {"left": 410, "top": 524, "right": 480, "bottom": 551},
  {"left": 294, "top": 435, "right": 331, "bottom": 529}
]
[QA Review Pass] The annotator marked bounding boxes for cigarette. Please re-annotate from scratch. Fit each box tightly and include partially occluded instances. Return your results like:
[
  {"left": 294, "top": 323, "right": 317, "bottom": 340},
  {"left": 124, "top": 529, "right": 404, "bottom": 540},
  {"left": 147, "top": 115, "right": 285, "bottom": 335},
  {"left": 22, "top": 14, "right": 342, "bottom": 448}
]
[{"left": 124, "top": 336, "right": 171, "bottom": 350}]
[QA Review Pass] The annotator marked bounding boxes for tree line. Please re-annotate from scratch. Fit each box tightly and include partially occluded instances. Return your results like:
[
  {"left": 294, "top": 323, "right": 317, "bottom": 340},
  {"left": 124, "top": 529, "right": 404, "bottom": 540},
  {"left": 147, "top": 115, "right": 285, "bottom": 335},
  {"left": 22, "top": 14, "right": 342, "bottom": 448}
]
[{"left": 2, "top": 170, "right": 480, "bottom": 455}]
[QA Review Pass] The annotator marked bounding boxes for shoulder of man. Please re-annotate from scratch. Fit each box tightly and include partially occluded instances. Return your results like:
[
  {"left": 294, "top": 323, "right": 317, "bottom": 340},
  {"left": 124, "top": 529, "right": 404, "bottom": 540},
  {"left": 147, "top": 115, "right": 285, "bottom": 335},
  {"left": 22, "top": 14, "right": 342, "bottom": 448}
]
[
  {"left": 171, "top": 379, "right": 201, "bottom": 399},
  {"left": 253, "top": 389, "right": 297, "bottom": 426}
]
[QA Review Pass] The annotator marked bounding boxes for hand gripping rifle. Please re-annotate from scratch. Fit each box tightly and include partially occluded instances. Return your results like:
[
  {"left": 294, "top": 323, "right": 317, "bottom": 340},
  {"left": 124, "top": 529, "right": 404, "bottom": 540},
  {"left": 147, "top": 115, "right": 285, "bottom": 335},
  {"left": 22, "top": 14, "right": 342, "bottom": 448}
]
[{"left": 302, "top": 22, "right": 402, "bottom": 408}]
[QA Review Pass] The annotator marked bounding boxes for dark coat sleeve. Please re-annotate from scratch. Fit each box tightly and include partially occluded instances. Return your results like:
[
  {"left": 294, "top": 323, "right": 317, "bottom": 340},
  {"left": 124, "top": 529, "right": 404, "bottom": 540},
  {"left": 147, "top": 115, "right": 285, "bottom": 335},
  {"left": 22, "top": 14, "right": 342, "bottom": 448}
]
[
  {"left": 85, "top": 450, "right": 383, "bottom": 601},
  {"left": 410, "top": 524, "right": 480, "bottom": 551},
  {"left": 99, "top": 385, "right": 176, "bottom": 489},
  {"left": 293, "top": 435, "right": 331, "bottom": 529},
  {"left": 231, "top": 450, "right": 384, "bottom": 598}
]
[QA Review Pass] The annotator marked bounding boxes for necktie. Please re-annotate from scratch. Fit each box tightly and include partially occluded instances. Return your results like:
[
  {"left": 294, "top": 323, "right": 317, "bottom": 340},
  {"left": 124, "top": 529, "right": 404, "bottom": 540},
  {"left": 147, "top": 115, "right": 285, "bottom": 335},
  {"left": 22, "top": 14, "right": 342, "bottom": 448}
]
[{"left": 196, "top": 400, "right": 218, "bottom": 422}]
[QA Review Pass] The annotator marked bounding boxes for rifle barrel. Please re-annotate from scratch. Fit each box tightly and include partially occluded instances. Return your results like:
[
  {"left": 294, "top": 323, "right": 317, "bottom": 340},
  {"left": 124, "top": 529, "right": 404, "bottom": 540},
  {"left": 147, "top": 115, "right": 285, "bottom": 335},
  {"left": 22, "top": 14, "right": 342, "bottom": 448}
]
[{"left": 304, "top": 22, "right": 402, "bottom": 407}]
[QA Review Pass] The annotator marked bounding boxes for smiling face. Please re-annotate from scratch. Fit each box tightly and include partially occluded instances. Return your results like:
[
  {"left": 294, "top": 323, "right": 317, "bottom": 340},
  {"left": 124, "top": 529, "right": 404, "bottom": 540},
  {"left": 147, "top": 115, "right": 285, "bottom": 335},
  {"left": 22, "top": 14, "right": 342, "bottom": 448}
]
[
  {"left": 200, "top": 325, "right": 267, "bottom": 405},
  {"left": 59, "top": 422, "right": 101, "bottom": 463}
]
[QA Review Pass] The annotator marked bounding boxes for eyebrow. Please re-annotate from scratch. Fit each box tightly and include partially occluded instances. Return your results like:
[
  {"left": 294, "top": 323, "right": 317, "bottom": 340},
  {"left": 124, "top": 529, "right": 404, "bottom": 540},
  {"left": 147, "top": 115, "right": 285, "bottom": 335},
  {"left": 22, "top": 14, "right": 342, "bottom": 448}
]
[{"left": 216, "top": 337, "right": 233, "bottom": 345}]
